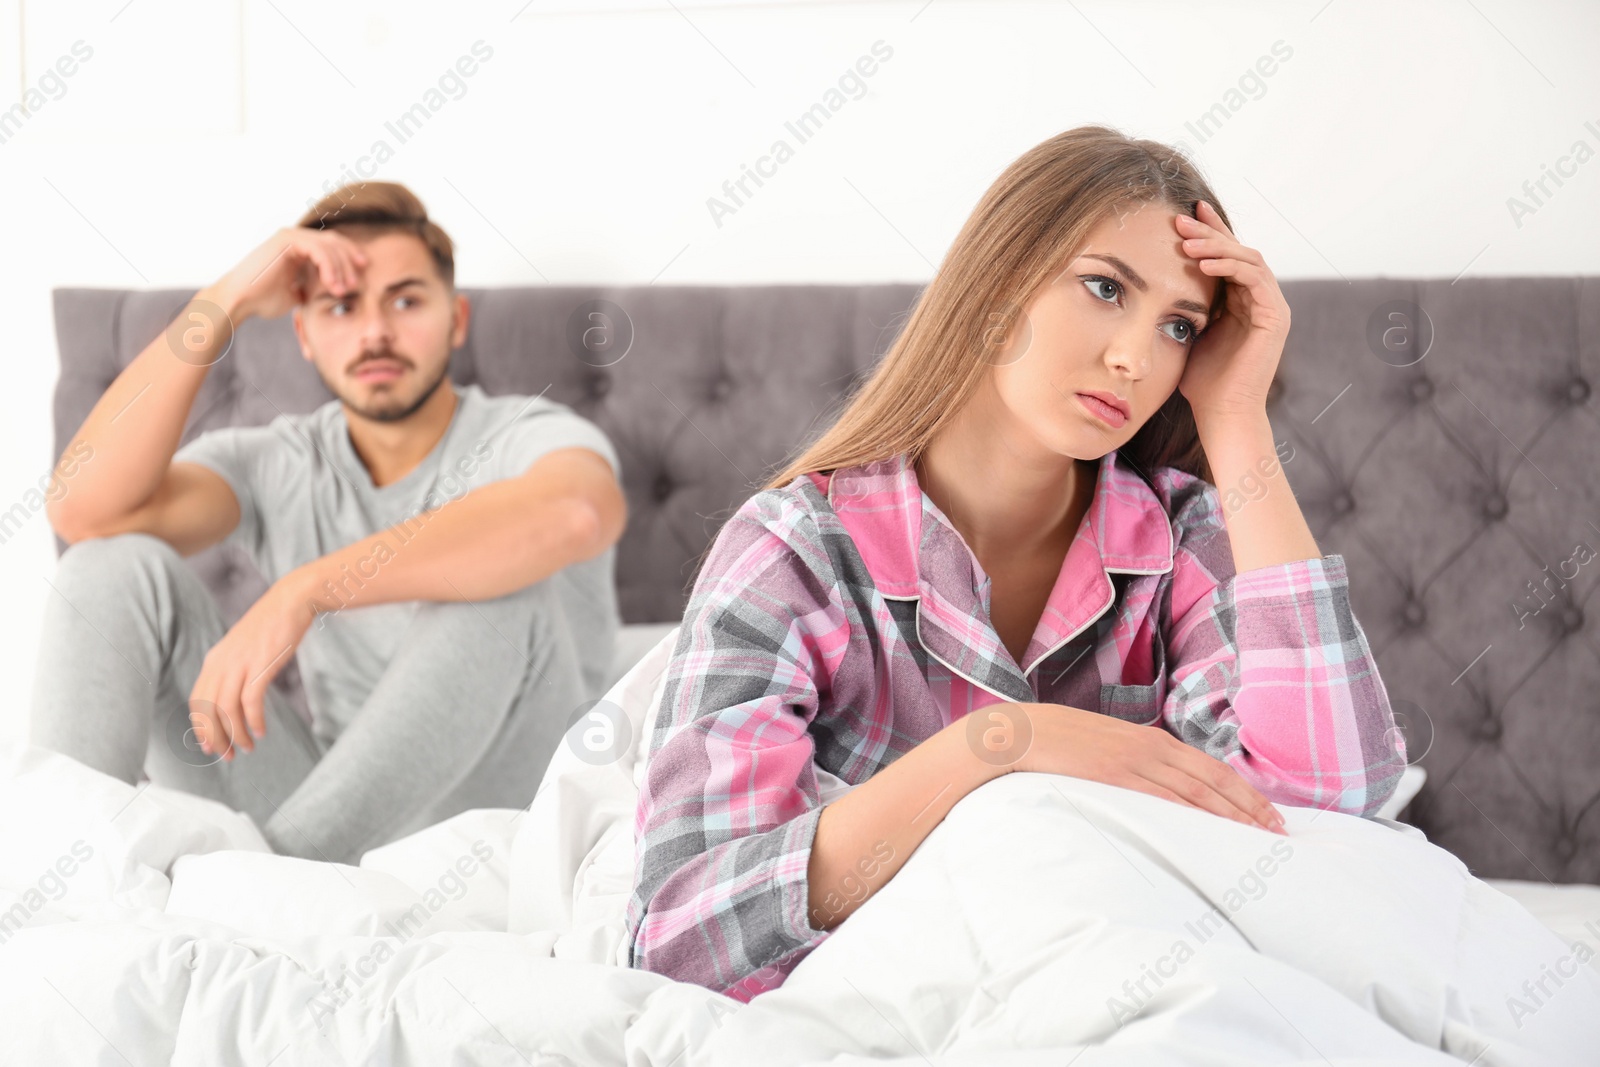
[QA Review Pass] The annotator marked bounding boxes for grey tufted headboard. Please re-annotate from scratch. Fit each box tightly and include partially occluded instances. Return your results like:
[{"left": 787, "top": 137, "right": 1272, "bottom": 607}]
[{"left": 51, "top": 279, "right": 1600, "bottom": 886}]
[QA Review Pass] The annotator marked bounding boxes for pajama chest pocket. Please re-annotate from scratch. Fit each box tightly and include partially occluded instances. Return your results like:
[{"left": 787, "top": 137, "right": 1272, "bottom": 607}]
[{"left": 1097, "top": 634, "right": 1167, "bottom": 727}]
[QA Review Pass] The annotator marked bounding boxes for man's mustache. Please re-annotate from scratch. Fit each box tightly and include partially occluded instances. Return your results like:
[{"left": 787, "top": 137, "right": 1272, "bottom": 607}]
[{"left": 347, "top": 350, "right": 412, "bottom": 374}]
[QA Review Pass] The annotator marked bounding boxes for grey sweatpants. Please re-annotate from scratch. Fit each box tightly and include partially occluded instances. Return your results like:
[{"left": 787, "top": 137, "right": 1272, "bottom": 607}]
[{"left": 28, "top": 532, "right": 588, "bottom": 864}]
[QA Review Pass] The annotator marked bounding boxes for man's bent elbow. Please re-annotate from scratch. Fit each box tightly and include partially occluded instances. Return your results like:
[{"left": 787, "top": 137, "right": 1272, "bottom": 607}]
[
  {"left": 569, "top": 489, "right": 625, "bottom": 561},
  {"left": 46, "top": 499, "right": 101, "bottom": 546}
]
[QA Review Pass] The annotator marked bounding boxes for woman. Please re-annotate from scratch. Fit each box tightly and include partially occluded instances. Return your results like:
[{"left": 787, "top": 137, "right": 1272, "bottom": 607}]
[{"left": 624, "top": 125, "right": 1407, "bottom": 1002}]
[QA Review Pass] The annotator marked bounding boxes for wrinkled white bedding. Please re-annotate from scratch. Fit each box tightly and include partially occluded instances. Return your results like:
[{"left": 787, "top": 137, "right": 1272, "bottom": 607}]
[{"left": 2, "top": 629, "right": 1596, "bottom": 1066}]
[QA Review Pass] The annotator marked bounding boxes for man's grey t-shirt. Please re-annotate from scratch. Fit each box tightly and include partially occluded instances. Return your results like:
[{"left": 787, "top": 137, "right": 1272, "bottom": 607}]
[{"left": 173, "top": 383, "right": 622, "bottom": 747}]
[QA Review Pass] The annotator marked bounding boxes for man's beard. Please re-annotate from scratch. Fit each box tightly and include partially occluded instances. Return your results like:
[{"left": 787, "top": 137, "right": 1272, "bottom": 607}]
[{"left": 323, "top": 349, "right": 452, "bottom": 423}]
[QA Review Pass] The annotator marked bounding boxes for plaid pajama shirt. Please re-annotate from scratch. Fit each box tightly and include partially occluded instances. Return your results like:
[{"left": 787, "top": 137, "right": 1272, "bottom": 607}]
[{"left": 625, "top": 449, "right": 1407, "bottom": 1001}]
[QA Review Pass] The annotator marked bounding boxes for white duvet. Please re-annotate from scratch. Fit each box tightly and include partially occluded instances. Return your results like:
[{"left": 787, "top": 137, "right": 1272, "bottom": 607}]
[{"left": 2, "top": 628, "right": 1596, "bottom": 1066}]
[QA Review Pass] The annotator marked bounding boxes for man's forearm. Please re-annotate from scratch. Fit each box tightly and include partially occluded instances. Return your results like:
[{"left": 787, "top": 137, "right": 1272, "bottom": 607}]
[
  {"left": 283, "top": 478, "right": 604, "bottom": 616},
  {"left": 48, "top": 286, "right": 237, "bottom": 535}
]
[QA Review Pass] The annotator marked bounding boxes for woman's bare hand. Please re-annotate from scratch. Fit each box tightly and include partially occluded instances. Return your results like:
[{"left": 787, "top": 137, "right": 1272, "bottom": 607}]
[{"left": 966, "top": 701, "right": 1288, "bottom": 834}]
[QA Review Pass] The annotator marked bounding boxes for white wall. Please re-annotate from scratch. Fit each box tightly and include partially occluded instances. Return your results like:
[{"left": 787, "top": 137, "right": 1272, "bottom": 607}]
[{"left": 2, "top": 0, "right": 1596, "bottom": 743}]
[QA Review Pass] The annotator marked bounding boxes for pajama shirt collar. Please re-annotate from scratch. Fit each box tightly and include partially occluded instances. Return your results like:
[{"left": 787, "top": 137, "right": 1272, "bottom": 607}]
[{"left": 813, "top": 449, "right": 1175, "bottom": 695}]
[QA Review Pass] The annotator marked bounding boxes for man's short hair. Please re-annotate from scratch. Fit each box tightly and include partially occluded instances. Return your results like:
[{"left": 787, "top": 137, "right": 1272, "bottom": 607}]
[{"left": 297, "top": 182, "right": 455, "bottom": 289}]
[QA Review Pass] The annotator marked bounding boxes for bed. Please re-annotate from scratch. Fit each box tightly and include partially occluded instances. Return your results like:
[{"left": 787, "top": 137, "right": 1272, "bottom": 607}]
[{"left": 6, "top": 279, "right": 1595, "bottom": 1063}]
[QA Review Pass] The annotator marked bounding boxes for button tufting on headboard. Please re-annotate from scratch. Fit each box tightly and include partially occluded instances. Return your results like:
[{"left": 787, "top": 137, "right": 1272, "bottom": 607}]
[{"left": 652, "top": 472, "right": 674, "bottom": 503}]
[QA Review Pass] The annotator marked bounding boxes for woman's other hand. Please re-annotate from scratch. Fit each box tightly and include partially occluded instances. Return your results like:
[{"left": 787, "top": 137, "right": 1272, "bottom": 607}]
[{"left": 967, "top": 701, "right": 1289, "bottom": 835}]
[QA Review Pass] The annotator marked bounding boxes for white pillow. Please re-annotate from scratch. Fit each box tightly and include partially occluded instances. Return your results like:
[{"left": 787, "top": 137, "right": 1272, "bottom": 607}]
[
  {"left": 508, "top": 624, "right": 680, "bottom": 954},
  {"left": 507, "top": 621, "right": 858, "bottom": 963},
  {"left": 1373, "top": 764, "right": 1428, "bottom": 822}
]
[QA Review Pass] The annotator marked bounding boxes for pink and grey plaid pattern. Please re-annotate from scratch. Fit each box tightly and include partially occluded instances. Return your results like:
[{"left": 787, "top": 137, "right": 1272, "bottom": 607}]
[{"left": 626, "top": 449, "right": 1407, "bottom": 1001}]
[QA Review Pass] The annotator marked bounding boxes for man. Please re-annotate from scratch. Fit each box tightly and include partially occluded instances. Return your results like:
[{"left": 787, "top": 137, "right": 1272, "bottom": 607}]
[{"left": 32, "top": 181, "right": 627, "bottom": 864}]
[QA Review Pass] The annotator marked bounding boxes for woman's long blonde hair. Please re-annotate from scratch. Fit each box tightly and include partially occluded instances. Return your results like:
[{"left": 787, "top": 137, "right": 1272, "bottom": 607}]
[{"left": 762, "top": 124, "right": 1234, "bottom": 493}]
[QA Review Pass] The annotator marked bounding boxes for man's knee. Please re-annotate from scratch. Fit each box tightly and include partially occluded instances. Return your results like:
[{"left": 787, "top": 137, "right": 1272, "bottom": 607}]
[
  {"left": 52, "top": 531, "right": 185, "bottom": 597},
  {"left": 58, "top": 534, "right": 181, "bottom": 585}
]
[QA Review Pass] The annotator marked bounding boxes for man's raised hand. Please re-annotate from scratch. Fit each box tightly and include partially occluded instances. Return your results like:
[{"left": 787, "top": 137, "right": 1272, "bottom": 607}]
[{"left": 207, "top": 227, "right": 369, "bottom": 322}]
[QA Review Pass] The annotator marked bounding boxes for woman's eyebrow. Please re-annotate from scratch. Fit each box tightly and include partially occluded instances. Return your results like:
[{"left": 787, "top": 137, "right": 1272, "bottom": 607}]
[{"left": 1081, "top": 253, "right": 1210, "bottom": 319}]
